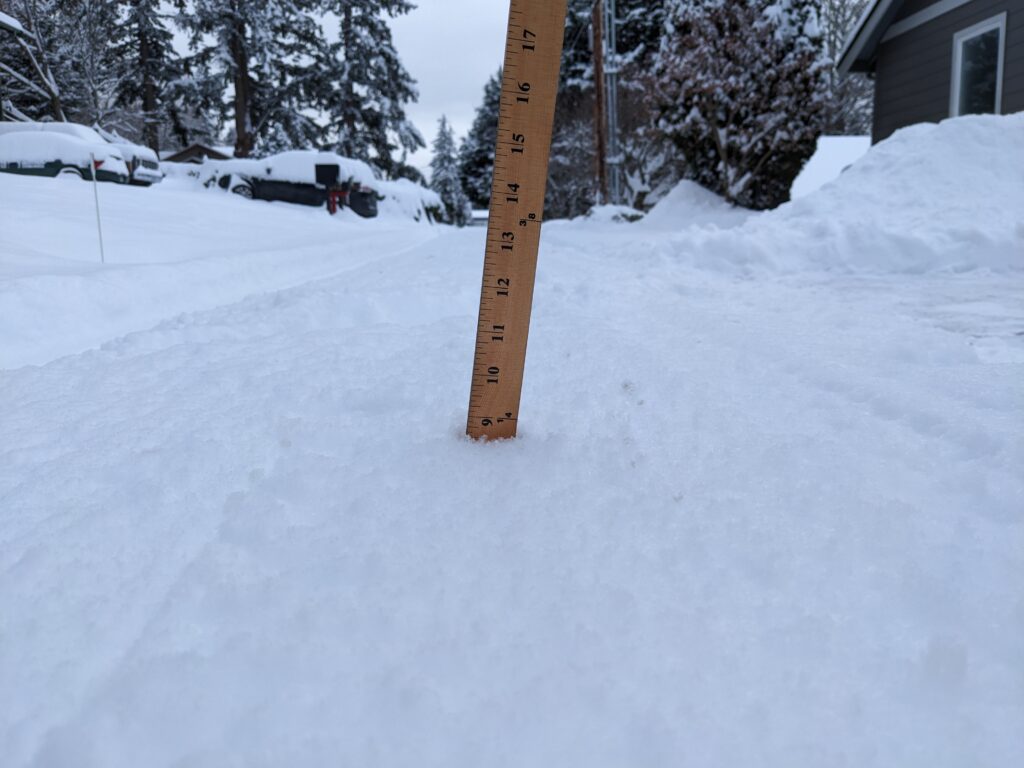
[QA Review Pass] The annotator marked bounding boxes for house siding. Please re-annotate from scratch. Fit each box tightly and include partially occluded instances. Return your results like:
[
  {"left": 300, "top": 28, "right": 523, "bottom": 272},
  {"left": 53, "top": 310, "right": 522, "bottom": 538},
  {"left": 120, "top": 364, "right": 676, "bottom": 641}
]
[{"left": 873, "top": 0, "right": 1024, "bottom": 142}]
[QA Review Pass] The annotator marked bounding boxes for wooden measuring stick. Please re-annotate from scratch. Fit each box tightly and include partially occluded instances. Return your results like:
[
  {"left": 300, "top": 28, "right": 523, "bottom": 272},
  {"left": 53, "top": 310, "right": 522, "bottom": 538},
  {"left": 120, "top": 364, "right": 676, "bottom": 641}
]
[{"left": 466, "top": 0, "right": 568, "bottom": 440}]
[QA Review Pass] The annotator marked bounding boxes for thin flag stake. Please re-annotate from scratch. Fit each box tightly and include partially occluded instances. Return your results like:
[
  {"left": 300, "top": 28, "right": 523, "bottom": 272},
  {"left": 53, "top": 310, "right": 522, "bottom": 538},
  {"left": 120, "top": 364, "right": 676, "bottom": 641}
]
[{"left": 89, "top": 152, "right": 106, "bottom": 264}]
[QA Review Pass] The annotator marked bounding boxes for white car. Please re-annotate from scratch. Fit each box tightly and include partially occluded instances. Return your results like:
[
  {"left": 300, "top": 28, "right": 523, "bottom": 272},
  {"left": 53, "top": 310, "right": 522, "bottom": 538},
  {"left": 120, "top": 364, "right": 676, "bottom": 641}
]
[
  {"left": 0, "top": 129, "right": 129, "bottom": 183},
  {"left": 92, "top": 125, "right": 163, "bottom": 186},
  {"left": 0, "top": 121, "right": 158, "bottom": 185}
]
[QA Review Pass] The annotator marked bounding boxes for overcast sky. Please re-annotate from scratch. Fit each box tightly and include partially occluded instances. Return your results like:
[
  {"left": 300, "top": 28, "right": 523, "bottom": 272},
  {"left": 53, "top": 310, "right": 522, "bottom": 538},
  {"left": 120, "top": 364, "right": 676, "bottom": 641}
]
[{"left": 391, "top": 0, "right": 511, "bottom": 174}]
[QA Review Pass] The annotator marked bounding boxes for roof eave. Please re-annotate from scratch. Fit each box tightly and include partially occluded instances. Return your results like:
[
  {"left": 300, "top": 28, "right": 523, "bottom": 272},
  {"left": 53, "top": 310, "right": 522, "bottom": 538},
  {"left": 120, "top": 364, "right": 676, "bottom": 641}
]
[{"left": 837, "top": 0, "right": 903, "bottom": 76}]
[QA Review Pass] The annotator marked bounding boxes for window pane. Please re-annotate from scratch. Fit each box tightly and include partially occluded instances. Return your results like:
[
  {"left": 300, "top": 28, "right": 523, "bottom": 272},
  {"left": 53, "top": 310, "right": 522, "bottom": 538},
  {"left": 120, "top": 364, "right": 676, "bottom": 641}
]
[{"left": 959, "top": 29, "right": 999, "bottom": 115}]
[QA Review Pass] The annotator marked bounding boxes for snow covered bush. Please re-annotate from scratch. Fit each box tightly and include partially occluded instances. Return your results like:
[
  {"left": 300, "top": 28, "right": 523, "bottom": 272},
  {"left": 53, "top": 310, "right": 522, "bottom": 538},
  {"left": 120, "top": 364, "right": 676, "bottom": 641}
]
[{"left": 653, "top": 0, "right": 830, "bottom": 210}]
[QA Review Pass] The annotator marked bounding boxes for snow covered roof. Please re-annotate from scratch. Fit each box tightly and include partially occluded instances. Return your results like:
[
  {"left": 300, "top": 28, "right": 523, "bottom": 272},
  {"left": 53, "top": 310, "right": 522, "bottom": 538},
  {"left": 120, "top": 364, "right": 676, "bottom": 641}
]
[
  {"left": 0, "top": 10, "right": 28, "bottom": 37},
  {"left": 837, "top": 0, "right": 906, "bottom": 75}
]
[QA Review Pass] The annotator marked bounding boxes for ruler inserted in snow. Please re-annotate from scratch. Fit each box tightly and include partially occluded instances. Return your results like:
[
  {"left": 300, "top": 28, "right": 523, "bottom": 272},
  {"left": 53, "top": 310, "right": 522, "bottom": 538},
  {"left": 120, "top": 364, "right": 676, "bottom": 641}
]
[{"left": 466, "top": 0, "right": 568, "bottom": 440}]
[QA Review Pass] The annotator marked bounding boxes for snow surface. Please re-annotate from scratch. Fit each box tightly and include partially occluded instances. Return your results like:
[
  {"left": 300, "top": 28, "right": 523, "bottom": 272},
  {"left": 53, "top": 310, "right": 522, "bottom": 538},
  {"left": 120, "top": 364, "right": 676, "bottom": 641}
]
[
  {"left": 1, "top": 114, "right": 1023, "bottom": 766},
  {"left": 790, "top": 135, "right": 871, "bottom": 199}
]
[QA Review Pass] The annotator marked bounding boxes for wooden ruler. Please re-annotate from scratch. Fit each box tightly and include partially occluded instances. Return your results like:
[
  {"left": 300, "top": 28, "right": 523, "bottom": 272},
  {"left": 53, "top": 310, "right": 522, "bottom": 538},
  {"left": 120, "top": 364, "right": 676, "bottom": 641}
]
[{"left": 466, "top": 0, "right": 568, "bottom": 440}]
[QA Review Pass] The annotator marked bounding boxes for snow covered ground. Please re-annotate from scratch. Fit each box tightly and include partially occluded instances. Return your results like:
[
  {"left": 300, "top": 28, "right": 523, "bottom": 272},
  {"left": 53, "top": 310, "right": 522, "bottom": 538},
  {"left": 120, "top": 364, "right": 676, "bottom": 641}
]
[{"left": 2, "top": 114, "right": 1022, "bottom": 766}]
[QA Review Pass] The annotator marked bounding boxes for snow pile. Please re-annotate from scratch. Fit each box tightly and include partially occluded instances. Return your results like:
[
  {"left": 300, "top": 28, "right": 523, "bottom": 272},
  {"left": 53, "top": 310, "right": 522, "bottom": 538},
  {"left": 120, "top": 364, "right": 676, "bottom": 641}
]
[
  {"left": 642, "top": 179, "right": 753, "bottom": 229},
  {"left": 375, "top": 176, "right": 443, "bottom": 222},
  {"left": 584, "top": 204, "right": 645, "bottom": 223},
  {"left": 790, "top": 135, "right": 871, "bottom": 199},
  {"left": 650, "top": 114, "right": 1023, "bottom": 273}
]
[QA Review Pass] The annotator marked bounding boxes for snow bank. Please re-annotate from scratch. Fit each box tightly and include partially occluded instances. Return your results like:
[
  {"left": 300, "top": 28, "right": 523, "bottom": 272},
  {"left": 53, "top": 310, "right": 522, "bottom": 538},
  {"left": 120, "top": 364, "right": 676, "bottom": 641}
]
[
  {"left": 790, "top": 135, "right": 870, "bottom": 199},
  {"left": 762, "top": 114, "right": 1024, "bottom": 272},
  {"left": 641, "top": 114, "right": 1023, "bottom": 274},
  {"left": 642, "top": 180, "right": 753, "bottom": 229},
  {"left": 375, "top": 176, "right": 443, "bottom": 222}
]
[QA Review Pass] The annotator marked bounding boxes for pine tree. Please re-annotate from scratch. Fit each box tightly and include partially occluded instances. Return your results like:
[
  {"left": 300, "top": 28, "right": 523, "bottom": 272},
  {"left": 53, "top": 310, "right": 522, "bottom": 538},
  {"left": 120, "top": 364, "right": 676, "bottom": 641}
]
[
  {"left": 429, "top": 115, "right": 469, "bottom": 226},
  {"left": 458, "top": 68, "right": 501, "bottom": 210},
  {"left": 318, "top": 0, "right": 424, "bottom": 177},
  {"left": 58, "top": 0, "right": 126, "bottom": 127},
  {"left": 654, "top": 0, "right": 830, "bottom": 210},
  {"left": 113, "top": 0, "right": 182, "bottom": 151},
  {"left": 181, "top": 0, "right": 324, "bottom": 157}
]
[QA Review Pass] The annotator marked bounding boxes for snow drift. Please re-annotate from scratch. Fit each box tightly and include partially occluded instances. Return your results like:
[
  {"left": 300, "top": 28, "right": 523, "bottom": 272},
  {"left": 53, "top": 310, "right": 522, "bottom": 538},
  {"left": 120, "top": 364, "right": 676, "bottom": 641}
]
[{"left": 642, "top": 114, "right": 1023, "bottom": 274}]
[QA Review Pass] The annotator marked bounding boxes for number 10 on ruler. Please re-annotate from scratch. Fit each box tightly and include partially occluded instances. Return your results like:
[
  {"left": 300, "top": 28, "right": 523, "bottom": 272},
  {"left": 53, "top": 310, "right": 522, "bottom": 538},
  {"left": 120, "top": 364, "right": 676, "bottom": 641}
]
[{"left": 466, "top": 0, "right": 568, "bottom": 440}]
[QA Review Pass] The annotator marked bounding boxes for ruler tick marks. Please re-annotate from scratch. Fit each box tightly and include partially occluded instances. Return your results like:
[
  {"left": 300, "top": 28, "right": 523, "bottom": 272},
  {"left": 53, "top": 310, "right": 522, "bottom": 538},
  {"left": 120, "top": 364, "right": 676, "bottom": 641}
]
[{"left": 466, "top": 0, "right": 568, "bottom": 441}]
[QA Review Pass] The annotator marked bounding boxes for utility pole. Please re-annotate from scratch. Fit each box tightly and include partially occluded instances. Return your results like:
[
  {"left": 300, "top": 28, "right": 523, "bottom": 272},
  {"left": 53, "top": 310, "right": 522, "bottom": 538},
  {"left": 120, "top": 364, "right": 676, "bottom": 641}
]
[
  {"left": 604, "top": 0, "right": 622, "bottom": 205},
  {"left": 592, "top": 0, "right": 608, "bottom": 204},
  {"left": 593, "top": 0, "right": 622, "bottom": 205}
]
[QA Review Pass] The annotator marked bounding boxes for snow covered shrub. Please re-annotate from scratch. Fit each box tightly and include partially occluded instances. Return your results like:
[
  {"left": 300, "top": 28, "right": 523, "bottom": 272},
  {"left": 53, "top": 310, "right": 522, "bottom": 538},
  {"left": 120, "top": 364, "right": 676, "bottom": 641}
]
[{"left": 653, "top": 0, "right": 829, "bottom": 210}]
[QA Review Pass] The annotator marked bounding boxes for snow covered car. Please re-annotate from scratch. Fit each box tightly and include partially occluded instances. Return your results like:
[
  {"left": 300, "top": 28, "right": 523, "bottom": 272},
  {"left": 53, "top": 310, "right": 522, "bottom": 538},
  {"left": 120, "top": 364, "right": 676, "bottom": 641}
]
[
  {"left": 0, "top": 121, "right": 160, "bottom": 186},
  {"left": 0, "top": 130, "right": 129, "bottom": 183},
  {"left": 92, "top": 126, "right": 163, "bottom": 186},
  {"left": 206, "top": 150, "right": 381, "bottom": 218}
]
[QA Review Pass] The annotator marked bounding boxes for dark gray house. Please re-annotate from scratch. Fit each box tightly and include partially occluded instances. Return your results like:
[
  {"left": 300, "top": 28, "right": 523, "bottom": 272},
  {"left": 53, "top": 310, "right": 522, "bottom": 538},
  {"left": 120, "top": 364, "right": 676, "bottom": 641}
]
[{"left": 839, "top": 0, "right": 1023, "bottom": 142}]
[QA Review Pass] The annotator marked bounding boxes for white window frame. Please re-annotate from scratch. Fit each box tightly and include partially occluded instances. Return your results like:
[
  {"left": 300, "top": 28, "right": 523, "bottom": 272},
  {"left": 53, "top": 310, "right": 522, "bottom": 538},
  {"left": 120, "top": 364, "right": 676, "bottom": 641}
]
[{"left": 950, "top": 13, "right": 1007, "bottom": 117}]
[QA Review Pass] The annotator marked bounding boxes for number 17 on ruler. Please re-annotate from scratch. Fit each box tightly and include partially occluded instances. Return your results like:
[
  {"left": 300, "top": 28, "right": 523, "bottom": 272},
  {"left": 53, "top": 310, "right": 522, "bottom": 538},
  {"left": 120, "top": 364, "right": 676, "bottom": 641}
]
[{"left": 466, "top": 0, "right": 568, "bottom": 440}]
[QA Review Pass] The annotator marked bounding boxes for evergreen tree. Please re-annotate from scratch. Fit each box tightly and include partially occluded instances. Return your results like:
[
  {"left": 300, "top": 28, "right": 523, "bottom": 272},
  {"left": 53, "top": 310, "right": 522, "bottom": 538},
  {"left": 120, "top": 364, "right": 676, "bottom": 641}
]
[
  {"left": 113, "top": 0, "right": 182, "bottom": 151},
  {"left": 181, "top": 0, "right": 324, "bottom": 157},
  {"left": 429, "top": 115, "right": 469, "bottom": 226},
  {"left": 458, "top": 68, "right": 501, "bottom": 210},
  {"left": 654, "top": 0, "right": 829, "bottom": 210},
  {"left": 57, "top": 0, "right": 125, "bottom": 127},
  {"left": 318, "top": 0, "right": 424, "bottom": 177}
]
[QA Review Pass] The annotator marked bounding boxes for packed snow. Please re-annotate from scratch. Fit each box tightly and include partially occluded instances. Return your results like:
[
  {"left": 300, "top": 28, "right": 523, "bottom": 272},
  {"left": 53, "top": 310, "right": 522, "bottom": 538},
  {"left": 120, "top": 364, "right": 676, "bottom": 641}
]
[{"left": 1, "top": 114, "right": 1022, "bottom": 767}]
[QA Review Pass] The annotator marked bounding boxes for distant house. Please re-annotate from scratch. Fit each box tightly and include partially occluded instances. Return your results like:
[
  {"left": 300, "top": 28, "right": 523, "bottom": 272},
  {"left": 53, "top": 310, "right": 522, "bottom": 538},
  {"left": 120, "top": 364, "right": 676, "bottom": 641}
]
[
  {"left": 839, "top": 0, "right": 1023, "bottom": 142},
  {"left": 162, "top": 144, "right": 231, "bottom": 164}
]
